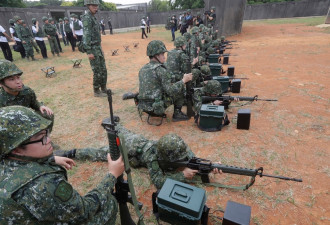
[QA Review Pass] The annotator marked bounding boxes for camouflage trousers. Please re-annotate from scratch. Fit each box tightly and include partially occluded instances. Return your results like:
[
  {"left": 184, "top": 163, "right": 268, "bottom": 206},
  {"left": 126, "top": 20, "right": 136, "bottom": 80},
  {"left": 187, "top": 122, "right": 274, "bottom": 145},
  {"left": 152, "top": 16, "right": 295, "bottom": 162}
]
[
  {"left": 22, "top": 39, "right": 34, "bottom": 58},
  {"left": 48, "top": 36, "right": 59, "bottom": 54},
  {"left": 88, "top": 46, "right": 107, "bottom": 89}
]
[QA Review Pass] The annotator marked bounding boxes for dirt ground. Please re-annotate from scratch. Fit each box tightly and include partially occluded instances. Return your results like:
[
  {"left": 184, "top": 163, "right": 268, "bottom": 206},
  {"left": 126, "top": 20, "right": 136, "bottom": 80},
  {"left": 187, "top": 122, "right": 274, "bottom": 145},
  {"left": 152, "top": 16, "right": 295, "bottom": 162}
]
[{"left": 7, "top": 18, "right": 329, "bottom": 224}]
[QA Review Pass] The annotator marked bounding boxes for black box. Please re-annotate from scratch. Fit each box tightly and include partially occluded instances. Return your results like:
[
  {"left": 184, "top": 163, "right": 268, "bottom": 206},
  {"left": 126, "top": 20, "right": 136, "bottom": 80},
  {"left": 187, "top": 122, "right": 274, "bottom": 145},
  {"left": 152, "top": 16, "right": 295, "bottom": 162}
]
[
  {"left": 223, "top": 201, "right": 251, "bottom": 225},
  {"left": 227, "top": 66, "right": 235, "bottom": 76},
  {"left": 231, "top": 79, "right": 241, "bottom": 93},
  {"left": 223, "top": 54, "right": 229, "bottom": 65},
  {"left": 237, "top": 109, "right": 251, "bottom": 130}
]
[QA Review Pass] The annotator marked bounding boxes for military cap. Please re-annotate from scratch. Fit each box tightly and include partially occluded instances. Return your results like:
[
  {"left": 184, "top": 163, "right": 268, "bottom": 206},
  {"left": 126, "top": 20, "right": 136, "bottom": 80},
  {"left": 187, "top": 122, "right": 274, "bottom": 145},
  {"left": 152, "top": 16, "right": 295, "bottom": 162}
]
[
  {"left": 187, "top": 9, "right": 191, "bottom": 12},
  {"left": 174, "top": 36, "right": 186, "bottom": 48},
  {"left": 204, "top": 80, "right": 222, "bottom": 95},
  {"left": 64, "top": 17, "right": 69, "bottom": 21},
  {"left": 42, "top": 16, "right": 48, "bottom": 22},
  {"left": 0, "top": 60, "right": 23, "bottom": 81},
  {"left": 59, "top": 18, "right": 63, "bottom": 22},
  {"left": 71, "top": 14, "right": 77, "bottom": 18},
  {"left": 157, "top": 134, "right": 189, "bottom": 162},
  {"left": 84, "top": 0, "right": 100, "bottom": 5},
  {"left": 9, "top": 19, "right": 15, "bottom": 24},
  {"left": 191, "top": 26, "right": 199, "bottom": 34},
  {"left": 13, "top": 16, "right": 21, "bottom": 22},
  {"left": 147, "top": 40, "right": 168, "bottom": 57},
  {"left": 0, "top": 106, "right": 51, "bottom": 158}
]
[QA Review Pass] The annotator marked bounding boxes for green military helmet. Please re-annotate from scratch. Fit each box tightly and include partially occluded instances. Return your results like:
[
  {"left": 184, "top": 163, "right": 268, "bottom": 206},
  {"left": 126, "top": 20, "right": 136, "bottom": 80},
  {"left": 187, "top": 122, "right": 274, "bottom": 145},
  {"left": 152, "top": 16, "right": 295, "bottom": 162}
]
[
  {"left": 48, "top": 18, "right": 53, "bottom": 22},
  {"left": 200, "top": 65, "right": 211, "bottom": 76},
  {"left": 0, "top": 106, "right": 52, "bottom": 158},
  {"left": 198, "top": 56, "right": 206, "bottom": 65},
  {"left": 211, "top": 6, "right": 216, "bottom": 11},
  {"left": 199, "top": 24, "right": 205, "bottom": 29},
  {"left": 84, "top": 0, "right": 100, "bottom": 5},
  {"left": 42, "top": 16, "right": 48, "bottom": 22},
  {"left": 191, "top": 26, "right": 199, "bottom": 34},
  {"left": 174, "top": 36, "right": 186, "bottom": 48},
  {"left": 157, "top": 134, "right": 189, "bottom": 162},
  {"left": 212, "top": 40, "right": 219, "bottom": 47},
  {"left": 31, "top": 18, "right": 37, "bottom": 23},
  {"left": 183, "top": 32, "right": 192, "bottom": 41},
  {"left": 59, "top": 18, "right": 63, "bottom": 22},
  {"left": 192, "top": 68, "right": 201, "bottom": 83},
  {"left": 9, "top": 19, "right": 15, "bottom": 24},
  {"left": 0, "top": 59, "right": 23, "bottom": 81},
  {"left": 221, "top": 36, "right": 226, "bottom": 41},
  {"left": 13, "top": 16, "right": 21, "bottom": 22},
  {"left": 204, "top": 80, "right": 222, "bottom": 95},
  {"left": 64, "top": 17, "right": 69, "bottom": 21},
  {"left": 147, "top": 40, "right": 168, "bottom": 57},
  {"left": 197, "top": 12, "right": 201, "bottom": 17},
  {"left": 206, "top": 47, "right": 215, "bottom": 54}
]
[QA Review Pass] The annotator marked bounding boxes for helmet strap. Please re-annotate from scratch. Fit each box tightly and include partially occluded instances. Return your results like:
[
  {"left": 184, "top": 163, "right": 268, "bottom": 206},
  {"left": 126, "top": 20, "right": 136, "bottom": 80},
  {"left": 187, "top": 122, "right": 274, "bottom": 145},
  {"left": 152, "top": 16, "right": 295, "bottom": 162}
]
[{"left": 8, "top": 153, "right": 55, "bottom": 164}]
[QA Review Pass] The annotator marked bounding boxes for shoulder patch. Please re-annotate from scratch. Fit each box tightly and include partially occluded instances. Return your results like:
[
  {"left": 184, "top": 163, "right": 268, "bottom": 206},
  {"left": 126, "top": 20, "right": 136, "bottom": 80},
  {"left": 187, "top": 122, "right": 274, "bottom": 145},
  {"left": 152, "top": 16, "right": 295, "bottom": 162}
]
[
  {"left": 83, "top": 20, "right": 89, "bottom": 26},
  {"left": 54, "top": 180, "right": 73, "bottom": 202}
]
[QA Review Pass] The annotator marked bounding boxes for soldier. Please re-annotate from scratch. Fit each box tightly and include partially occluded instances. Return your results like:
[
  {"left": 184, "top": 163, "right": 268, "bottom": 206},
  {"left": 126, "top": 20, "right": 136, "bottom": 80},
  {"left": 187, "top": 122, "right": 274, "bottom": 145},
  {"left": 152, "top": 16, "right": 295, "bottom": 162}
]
[
  {"left": 0, "top": 23, "right": 14, "bottom": 62},
  {"left": 190, "top": 26, "right": 200, "bottom": 63},
  {"left": 206, "top": 6, "right": 217, "bottom": 32},
  {"left": 9, "top": 19, "right": 25, "bottom": 59},
  {"left": 72, "top": 14, "right": 83, "bottom": 43},
  {"left": 58, "top": 18, "right": 68, "bottom": 46},
  {"left": 82, "top": 0, "right": 108, "bottom": 97},
  {"left": 0, "top": 59, "right": 54, "bottom": 131},
  {"left": 55, "top": 125, "right": 221, "bottom": 190},
  {"left": 140, "top": 17, "right": 148, "bottom": 39},
  {"left": 165, "top": 36, "right": 198, "bottom": 82},
  {"left": 183, "top": 32, "right": 192, "bottom": 59},
  {"left": 14, "top": 17, "right": 35, "bottom": 61},
  {"left": 32, "top": 18, "right": 48, "bottom": 59},
  {"left": 42, "top": 17, "right": 60, "bottom": 57},
  {"left": 169, "top": 14, "right": 177, "bottom": 41},
  {"left": 0, "top": 105, "right": 124, "bottom": 224},
  {"left": 49, "top": 18, "right": 63, "bottom": 53},
  {"left": 138, "top": 40, "right": 193, "bottom": 121},
  {"left": 64, "top": 17, "right": 76, "bottom": 51},
  {"left": 193, "top": 12, "right": 204, "bottom": 27},
  {"left": 108, "top": 18, "right": 113, "bottom": 35}
]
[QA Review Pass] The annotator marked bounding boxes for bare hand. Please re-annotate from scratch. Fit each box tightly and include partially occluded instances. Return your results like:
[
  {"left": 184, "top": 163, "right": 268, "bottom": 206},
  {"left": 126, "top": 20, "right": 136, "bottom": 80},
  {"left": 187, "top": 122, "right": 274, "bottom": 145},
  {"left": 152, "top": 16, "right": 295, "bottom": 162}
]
[
  {"left": 40, "top": 106, "right": 53, "bottom": 116},
  {"left": 107, "top": 154, "right": 125, "bottom": 178},
  {"left": 73, "top": 34, "right": 77, "bottom": 39},
  {"left": 54, "top": 156, "right": 76, "bottom": 170},
  {"left": 88, "top": 54, "right": 95, "bottom": 60},
  {"left": 233, "top": 97, "right": 239, "bottom": 102},
  {"left": 22, "top": 41, "right": 26, "bottom": 44},
  {"left": 48, "top": 35, "right": 50, "bottom": 38},
  {"left": 192, "top": 57, "right": 199, "bottom": 65},
  {"left": 212, "top": 161, "right": 223, "bottom": 174},
  {"left": 183, "top": 168, "right": 198, "bottom": 179},
  {"left": 214, "top": 100, "right": 222, "bottom": 105},
  {"left": 182, "top": 73, "right": 193, "bottom": 83}
]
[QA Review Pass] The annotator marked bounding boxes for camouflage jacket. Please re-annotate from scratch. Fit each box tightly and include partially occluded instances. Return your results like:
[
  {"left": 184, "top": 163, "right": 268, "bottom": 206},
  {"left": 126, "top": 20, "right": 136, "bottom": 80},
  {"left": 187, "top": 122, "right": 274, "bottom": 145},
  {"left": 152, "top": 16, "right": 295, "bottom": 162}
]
[
  {"left": 15, "top": 24, "right": 31, "bottom": 41},
  {"left": 82, "top": 11, "right": 102, "bottom": 55},
  {"left": 165, "top": 48, "right": 190, "bottom": 82},
  {"left": 190, "top": 35, "right": 199, "bottom": 62},
  {"left": 192, "top": 87, "right": 206, "bottom": 113},
  {"left": 0, "top": 158, "right": 117, "bottom": 224},
  {"left": 138, "top": 60, "right": 184, "bottom": 112},
  {"left": 0, "top": 86, "right": 42, "bottom": 111},
  {"left": 43, "top": 23, "right": 57, "bottom": 36}
]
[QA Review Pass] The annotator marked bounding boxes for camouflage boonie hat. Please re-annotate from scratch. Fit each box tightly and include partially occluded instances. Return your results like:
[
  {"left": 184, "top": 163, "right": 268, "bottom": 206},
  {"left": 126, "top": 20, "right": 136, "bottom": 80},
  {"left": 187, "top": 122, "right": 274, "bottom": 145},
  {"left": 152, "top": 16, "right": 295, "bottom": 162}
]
[
  {"left": 200, "top": 65, "right": 211, "bottom": 76},
  {"left": 174, "top": 36, "right": 186, "bottom": 48},
  {"left": 204, "top": 80, "right": 222, "bottom": 95},
  {"left": 183, "top": 32, "right": 192, "bottom": 41},
  {"left": 192, "top": 68, "right": 201, "bottom": 83},
  {"left": 13, "top": 16, "right": 21, "bottom": 22},
  {"left": 84, "top": 0, "right": 100, "bottom": 5},
  {"left": 191, "top": 27, "right": 199, "bottom": 34},
  {"left": 0, "top": 106, "right": 51, "bottom": 157},
  {"left": 0, "top": 60, "right": 23, "bottom": 81},
  {"left": 9, "top": 19, "right": 15, "bottom": 24},
  {"left": 42, "top": 16, "right": 48, "bottom": 22},
  {"left": 157, "top": 134, "right": 189, "bottom": 162},
  {"left": 147, "top": 40, "right": 168, "bottom": 57}
]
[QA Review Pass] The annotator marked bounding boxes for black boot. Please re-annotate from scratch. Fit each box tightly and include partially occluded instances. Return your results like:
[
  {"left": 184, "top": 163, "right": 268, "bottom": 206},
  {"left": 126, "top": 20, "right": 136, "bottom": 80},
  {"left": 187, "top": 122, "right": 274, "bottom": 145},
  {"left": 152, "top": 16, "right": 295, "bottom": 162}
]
[
  {"left": 94, "top": 88, "right": 107, "bottom": 97},
  {"left": 101, "top": 85, "right": 107, "bottom": 94},
  {"left": 172, "top": 107, "right": 189, "bottom": 122}
]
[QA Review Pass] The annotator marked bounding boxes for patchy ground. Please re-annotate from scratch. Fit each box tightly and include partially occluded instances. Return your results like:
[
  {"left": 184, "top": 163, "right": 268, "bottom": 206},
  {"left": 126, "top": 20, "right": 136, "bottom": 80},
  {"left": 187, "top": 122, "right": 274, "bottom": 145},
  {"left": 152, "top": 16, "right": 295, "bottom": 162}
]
[{"left": 5, "top": 17, "right": 329, "bottom": 224}]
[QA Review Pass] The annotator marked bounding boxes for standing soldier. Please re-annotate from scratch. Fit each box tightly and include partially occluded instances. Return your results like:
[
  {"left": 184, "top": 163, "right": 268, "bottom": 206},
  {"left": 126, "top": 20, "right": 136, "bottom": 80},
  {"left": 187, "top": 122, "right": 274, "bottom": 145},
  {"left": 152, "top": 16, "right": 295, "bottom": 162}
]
[
  {"left": 49, "top": 18, "right": 63, "bottom": 53},
  {"left": 31, "top": 18, "right": 48, "bottom": 59},
  {"left": 72, "top": 14, "right": 83, "bottom": 43},
  {"left": 58, "top": 18, "right": 68, "bottom": 46},
  {"left": 206, "top": 6, "right": 217, "bottom": 32},
  {"left": 108, "top": 18, "right": 113, "bottom": 35},
  {"left": 9, "top": 19, "right": 25, "bottom": 59},
  {"left": 64, "top": 17, "right": 76, "bottom": 51},
  {"left": 16, "top": 19, "right": 36, "bottom": 61},
  {"left": 43, "top": 17, "right": 60, "bottom": 57},
  {"left": 0, "top": 24, "right": 14, "bottom": 62},
  {"left": 82, "top": 0, "right": 108, "bottom": 97},
  {"left": 140, "top": 17, "right": 148, "bottom": 39},
  {"left": 169, "top": 15, "right": 177, "bottom": 42},
  {"left": 146, "top": 16, "right": 151, "bottom": 33}
]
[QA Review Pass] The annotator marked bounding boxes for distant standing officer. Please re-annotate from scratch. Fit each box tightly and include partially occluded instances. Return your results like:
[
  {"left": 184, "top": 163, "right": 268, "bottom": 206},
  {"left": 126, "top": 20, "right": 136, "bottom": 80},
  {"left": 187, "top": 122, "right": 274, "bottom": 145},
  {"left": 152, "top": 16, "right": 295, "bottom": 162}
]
[
  {"left": 16, "top": 18, "right": 35, "bottom": 61},
  {"left": 82, "top": 0, "right": 108, "bottom": 97},
  {"left": 9, "top": 19, "right": 25, "bottom": 59},
  {"left": 32, "top": 18, "right": 48, "bottom": 59},
  {"left": 42, "top": 17, "right": 60, "bottom": 57},
  {"left": 64, "top": 17, "right": 76, "bottom": 51},
  {"left": 108, "top": 18, "right": 113, "bottom": 35},
  {"left": 72, "top": 14, "right": 83, "bottom": 43},
  {"left": 207, "top": 6, "right": 217, "bottom": 32}
]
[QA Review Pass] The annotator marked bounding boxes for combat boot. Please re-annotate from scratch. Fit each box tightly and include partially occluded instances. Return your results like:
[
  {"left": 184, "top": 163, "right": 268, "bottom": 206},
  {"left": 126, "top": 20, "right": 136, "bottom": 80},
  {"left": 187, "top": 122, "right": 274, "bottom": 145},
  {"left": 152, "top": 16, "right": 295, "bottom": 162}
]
[
  {"left": 172, "top": 107, "right": 189, "bottom": 122},
  {"left": 101, "top": 85, "right": 107, "bottom": 94},
  {"left": 36, "top": 49, "right": 40, "bottom": 54},
  {"left": 94, "top": 88, "right": 107, "bottom": 97},
  {"left": 31, "top": 56, "right": 36, "bottom": 61}
]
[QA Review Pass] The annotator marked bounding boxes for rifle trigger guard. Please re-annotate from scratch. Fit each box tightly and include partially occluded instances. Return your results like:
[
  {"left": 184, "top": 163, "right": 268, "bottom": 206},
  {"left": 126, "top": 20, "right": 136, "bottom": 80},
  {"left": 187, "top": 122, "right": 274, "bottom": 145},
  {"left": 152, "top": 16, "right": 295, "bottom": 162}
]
[
  {"left": 254, "top": 95, "right": 258, "bottom": 101},
  {"left": 257, "top": 167, "right": 263, "bottom": 177}
]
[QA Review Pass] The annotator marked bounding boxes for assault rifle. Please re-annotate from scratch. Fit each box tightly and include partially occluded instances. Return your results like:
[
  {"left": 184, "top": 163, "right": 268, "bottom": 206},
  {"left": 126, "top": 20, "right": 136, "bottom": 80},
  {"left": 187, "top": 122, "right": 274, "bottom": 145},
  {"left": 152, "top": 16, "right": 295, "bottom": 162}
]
[
  {"left": 201, "top": 95, "right": 277, "bottom": 104},
  {"left": 185, "top": 58, "right": 194, "bottom": 119},
  {"left": 102, "top": 89, "right": 144, "bottom": 225},
  {"left": 203, "top": 76, "right": 249, "bottom": 81},
  {"left": 160, "top": 157, "right": 302, "bottom": 190}
]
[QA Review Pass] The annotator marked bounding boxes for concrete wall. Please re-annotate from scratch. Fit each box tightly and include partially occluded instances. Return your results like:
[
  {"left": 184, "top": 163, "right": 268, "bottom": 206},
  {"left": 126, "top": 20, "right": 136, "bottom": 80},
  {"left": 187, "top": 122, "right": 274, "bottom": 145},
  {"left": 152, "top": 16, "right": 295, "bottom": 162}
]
[
  {"left": 244, "top": 0, "right": 330, "bottom": 20},
  {"left": 148, "top": 9, "right": 204, "bottom": 25}
]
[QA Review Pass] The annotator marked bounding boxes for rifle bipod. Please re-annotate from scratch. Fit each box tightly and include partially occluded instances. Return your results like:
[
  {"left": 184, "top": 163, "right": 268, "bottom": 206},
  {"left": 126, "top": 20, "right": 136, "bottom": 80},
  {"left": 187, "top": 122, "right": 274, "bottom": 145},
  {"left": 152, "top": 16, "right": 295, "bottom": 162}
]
[{"left": 138, "top": 108, "right": 166, "bottom": 126}]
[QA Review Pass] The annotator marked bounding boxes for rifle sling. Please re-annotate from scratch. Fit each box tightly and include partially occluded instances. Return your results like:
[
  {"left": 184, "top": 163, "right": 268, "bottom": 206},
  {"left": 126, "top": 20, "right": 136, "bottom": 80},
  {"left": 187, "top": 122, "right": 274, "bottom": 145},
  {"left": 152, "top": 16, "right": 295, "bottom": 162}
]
[{"left": 118, "top": 134, "right": 145, "bottom": 225}]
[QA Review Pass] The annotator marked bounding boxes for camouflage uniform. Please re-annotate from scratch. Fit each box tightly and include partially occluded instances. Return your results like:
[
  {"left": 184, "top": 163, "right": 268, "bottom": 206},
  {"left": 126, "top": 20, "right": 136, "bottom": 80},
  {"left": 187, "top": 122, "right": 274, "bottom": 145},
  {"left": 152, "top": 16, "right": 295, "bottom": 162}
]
[
  {"left": 82, "top": 10, "right": 108, "bottom": 95},
  {"left": 193, "top": 80, "right": 223, "bottom": 113},
  {"left": 43, "top": 17, "right": 60, "bottom": 56},
  {"left": 0, "top": 106, "right": 118, "bottom": 224},
  {"left": 59, "top": 125, "right": 198, "bottom": 190},
  {"left": 15, "top": 20, "right": 35, "bottom": 59},
  {"left": 190, "top": 27, "right": 199, "bottom": 63}
]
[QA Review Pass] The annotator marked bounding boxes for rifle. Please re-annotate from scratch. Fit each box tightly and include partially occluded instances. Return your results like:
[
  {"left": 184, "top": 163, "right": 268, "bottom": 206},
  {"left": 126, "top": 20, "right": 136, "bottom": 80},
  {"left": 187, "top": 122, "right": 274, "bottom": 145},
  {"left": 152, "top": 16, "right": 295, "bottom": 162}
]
[
  {"left": 185, "top": 58, "right": 194, "bottom": 119},
  {"left": 203, "top": 76, "right": 249, "bottom": 81},
  {"left": 201, "top": 95, "right": 277, "bottom": 104},
  {"left": 160, "top": 157, "right": 302, "bottom": 190},
  {"left": 102, "top": 89, "right": 144, "bottom": 225}
]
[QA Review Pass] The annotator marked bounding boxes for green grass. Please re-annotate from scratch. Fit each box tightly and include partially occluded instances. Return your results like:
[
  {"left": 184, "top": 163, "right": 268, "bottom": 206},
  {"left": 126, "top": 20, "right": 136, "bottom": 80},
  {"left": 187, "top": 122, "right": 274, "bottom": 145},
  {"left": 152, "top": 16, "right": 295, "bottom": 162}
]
[{"left": 245, "top": 16, "right": 326, "bottom": 26}]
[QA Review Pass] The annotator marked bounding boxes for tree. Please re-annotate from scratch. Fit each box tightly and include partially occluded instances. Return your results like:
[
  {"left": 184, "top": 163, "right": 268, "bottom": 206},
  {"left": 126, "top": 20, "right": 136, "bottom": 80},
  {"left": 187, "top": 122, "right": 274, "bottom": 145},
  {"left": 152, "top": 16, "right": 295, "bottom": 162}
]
[
  {"left": 74, "top": 0, "right": 117, "bottom": 11},
  {"left": 61, "top": 1, "right": 74, "bottom": 7},
  {"left": 0, "top": 0, "right": 26, "bottom": 8},
  {"left": 148, "top": 0, "right": 171, "bottom": 12},
  {"left": 169, "top": 0, "right": 204, "bottom": 10}
]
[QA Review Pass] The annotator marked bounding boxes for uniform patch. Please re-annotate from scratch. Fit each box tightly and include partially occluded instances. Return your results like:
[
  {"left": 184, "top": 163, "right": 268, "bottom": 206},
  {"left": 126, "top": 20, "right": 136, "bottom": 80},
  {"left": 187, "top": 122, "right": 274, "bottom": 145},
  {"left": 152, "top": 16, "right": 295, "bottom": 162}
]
[
  {"left": 152, "top": 161, "right": 159, "bottom": 170},
  {"left": 54, "top": 180, "right": 73, "bottom": 202}
]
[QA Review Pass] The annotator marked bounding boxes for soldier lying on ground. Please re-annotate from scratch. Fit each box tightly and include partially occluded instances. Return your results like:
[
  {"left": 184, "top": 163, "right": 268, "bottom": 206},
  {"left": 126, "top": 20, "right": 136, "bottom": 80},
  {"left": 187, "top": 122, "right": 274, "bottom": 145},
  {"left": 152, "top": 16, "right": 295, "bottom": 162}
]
[
  {"left": 0, "top": 106, "right": 124, "bottom": 224},
  {"left": 0, "top": 60, "right": 55, "bottom": 131},
  {"left": 55, "top": 124, "right": 222, "bottom": 190}
]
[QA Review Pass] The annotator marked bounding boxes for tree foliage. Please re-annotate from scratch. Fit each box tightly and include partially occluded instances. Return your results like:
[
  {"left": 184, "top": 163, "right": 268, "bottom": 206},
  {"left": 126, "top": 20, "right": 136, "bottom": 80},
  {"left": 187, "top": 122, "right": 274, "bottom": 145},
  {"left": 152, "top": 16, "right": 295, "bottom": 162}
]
[
  {"left": 148, "top": 0, "right": 171, "bottom": 12},
  {"left": 61, "top": 1, "right": 74, "bottom": 7},
  {"left": 74, "top": 0, "right": 117, "bottom": 11},
  {"left": 169, "top": 0, "right": 204, "bottom": 10},
  {"left": 0, "top": 0, "right": 26, "bottom": 8}
]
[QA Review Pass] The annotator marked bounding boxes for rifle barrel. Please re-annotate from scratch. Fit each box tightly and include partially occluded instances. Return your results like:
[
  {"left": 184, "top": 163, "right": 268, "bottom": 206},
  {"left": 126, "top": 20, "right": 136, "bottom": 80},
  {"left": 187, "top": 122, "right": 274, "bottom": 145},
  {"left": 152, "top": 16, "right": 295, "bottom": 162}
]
[{"left": 259, "top": 173, "right": 302, "bottom": 182}]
